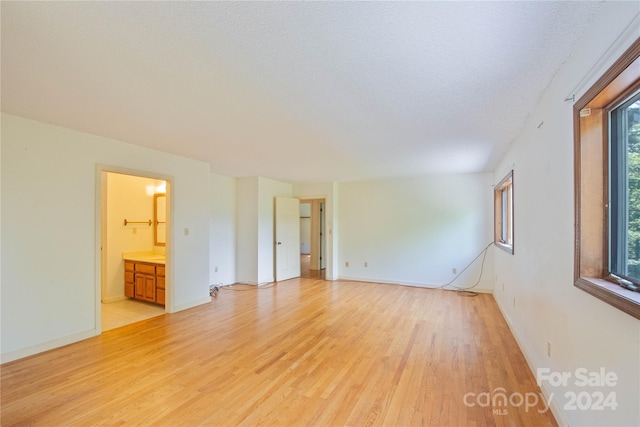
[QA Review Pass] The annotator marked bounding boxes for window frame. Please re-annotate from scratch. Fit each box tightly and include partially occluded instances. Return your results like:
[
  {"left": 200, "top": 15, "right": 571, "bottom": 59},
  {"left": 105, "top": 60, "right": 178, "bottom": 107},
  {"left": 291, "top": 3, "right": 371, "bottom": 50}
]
[
  {"left": 574, "top": 37, "right": 640, "bottom": 320},
  {"left": 609, "top": 91, "right": 640, "bottom": 285},
  {"left": 494, "top": 170, "right": 514, "bottom": 254}
]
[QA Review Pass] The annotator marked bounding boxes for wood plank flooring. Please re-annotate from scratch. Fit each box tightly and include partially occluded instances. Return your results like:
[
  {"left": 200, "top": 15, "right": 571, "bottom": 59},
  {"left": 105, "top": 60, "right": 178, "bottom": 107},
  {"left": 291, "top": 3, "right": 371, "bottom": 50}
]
[
  {"left": 1, "top": 278, "right": 557, "bottom": 426},
  {"left": 300, "top": 255, "right": 325, "bottom": 279}
]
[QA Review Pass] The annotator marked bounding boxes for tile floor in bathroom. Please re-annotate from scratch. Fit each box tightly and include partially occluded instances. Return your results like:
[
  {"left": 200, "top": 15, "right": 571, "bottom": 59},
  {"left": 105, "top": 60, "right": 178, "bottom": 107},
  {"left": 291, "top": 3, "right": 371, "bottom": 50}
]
[{"left": 101, "top": 299, "right": 165, "bottom": 331}]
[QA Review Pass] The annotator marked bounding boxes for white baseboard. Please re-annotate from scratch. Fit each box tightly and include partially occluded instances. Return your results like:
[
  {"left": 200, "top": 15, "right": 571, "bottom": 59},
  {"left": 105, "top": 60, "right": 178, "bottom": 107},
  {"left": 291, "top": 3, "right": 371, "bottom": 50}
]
[
  {"left": 101, "top": 295, "right": 128, "bottom": 304},
  {"left": 1, "top": 329, "right": 97, "bottom": 364},
  {"left": 493, "top": 296, "right": 567, "bottom": 427},
  {"left": 172, "top": 296, "right": 212, "bottom": 313}
]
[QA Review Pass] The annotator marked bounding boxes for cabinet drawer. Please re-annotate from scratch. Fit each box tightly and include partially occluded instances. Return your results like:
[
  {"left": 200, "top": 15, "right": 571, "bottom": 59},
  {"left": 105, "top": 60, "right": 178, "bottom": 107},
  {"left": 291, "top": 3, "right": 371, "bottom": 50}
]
[
  {"left": 136, "top": 263, "right": 156, "bottom": 275},
  {"left": 124, "top": 261, "right": 135, "bottom": 272},
  {"left": 157, "top": 276, "right": 165, "bottom": 290},
  {"left": 124, "top": 282, "right": 134, "bottom": 298},
  {"left": 156, "top": 289, "right": 165, "bottom": 305},
  {"left": 125, "top": 271, "right": 134, "bottom": 283},
  {"left": 156, "top": 265, "right": 165, "bottom": 277}
]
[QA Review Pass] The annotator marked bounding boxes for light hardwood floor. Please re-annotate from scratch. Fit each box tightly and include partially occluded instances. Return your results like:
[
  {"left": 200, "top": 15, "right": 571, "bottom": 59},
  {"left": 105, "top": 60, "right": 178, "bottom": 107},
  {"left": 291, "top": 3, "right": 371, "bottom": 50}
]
[
  {"left": 1, "top": 278, "right": 556, "bottom": 426},
  {"left": 300, "top": 254, "right": 325, "bottom": 279}
]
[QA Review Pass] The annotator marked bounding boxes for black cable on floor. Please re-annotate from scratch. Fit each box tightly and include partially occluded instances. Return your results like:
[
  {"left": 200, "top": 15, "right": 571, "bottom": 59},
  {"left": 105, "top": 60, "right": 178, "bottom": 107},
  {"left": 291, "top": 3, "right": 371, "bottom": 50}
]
[
  {"left": 438, "top": 242, "right": 493, "bottom": 296},
  {"left": 213, "top": 242, "right": 494, "bottom": 298}
]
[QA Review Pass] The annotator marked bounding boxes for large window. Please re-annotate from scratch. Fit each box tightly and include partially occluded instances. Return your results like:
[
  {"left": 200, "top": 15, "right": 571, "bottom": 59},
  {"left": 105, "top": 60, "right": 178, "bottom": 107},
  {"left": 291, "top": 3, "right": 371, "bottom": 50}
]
[
  {"left": 494, "top": 170, "right": 514, "bottom": 254},
  {"left": 574, "top": 38, "right": 640, "bottom": 319},
  {"left": 609, "top": 92, "right": 640, "bottom": 290}
]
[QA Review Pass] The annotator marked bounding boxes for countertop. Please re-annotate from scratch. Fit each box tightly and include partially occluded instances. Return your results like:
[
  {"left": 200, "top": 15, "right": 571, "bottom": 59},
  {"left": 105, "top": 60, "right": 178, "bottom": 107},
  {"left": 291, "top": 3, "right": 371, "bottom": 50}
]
[{"left": 122, "top": 251, "right": 166, "bottom": 265}]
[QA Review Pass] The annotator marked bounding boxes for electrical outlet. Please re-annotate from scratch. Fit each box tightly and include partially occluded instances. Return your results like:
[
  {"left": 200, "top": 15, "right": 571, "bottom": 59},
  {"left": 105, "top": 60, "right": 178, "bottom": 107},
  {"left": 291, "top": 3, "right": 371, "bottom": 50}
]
[
  {"left": 452, "top": 267, "right": 457, "bottom": 275},
  {"left": 513, "top": 297, "right": 516, "bottom": 308},
  {"left": 365, "top": 262, "right": 368, "bottom": 267},
  {"left": 345, "top": 261, "right": 349, "bottom": 267},
  {"left": 132, "top": 228, "right": 137, "bottom": 235},
  {"left": 547, "top": 342, "right": 551, "bottom": 358},
  {"left": 502, "top": 282, "right": 505, "bottom": 291},
  {"left": 215, "top": 266, "right": 218, "bottom": 273},
  {"left": 184, "top": 227, "right": 189, "bottom": 236}
]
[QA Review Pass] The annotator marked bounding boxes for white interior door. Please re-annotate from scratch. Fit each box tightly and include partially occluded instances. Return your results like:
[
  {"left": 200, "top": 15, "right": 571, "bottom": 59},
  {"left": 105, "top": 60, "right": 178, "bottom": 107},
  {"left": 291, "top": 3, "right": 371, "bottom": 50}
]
[
  {"left": 320, "top": 202, "right": 326, "bottom": 269},
  {"left": 275, "top": 197, "right": 301, "bottom": 281}
]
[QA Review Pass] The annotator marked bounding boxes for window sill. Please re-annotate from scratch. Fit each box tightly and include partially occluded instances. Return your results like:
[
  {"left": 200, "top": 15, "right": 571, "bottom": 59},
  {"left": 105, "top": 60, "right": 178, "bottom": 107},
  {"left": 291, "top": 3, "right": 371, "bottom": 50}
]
[
  {"left": 575, "top": 277, "right": 640, "bottom": 320},
  {"left": 494, "top": 241, "right": 514, "bottom": 254}
]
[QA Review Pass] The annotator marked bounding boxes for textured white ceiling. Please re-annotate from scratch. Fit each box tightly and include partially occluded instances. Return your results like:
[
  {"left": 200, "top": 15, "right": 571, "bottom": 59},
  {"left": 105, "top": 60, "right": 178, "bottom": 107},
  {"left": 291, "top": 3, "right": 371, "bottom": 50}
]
[{"left": 1, "top": 1, "right": 604, "bottom": 183}]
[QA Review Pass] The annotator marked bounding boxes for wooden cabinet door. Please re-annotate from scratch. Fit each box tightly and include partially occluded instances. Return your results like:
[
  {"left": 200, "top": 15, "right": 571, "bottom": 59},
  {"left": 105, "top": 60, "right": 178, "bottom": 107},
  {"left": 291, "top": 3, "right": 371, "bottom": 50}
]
[
  {"left": 156, "top": 289, "right": 165, "bottom": 305},
  {"left": 125, "top": 271, "right": 135, "bottom": 298},
  {"left": 143, "top": 275, "right": 156, "bottom": 302},
  {"left": 156, "top": 276, "right": 165, "bottom": 305},
  {"left": 124, "top": 282, "right": 135, "bottom": 298},
  {"left": 125, "top": 262, "right": 135, "bottom": 298},
  {"left": 129, "top": 262, "right": 163, "bottom": 305},
  {"left": 134, "top": 273, "right": 146, "bottom": 299}
]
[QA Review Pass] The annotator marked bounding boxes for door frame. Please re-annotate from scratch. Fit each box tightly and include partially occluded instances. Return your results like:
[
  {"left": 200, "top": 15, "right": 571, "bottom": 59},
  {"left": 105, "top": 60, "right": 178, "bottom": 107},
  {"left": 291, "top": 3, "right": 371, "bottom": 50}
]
[
  {"left": 95, "top": 164, "right": 173, "bottom": 335},
  {"left": 299, "top": 197, "right": 327, "bottom": 274}
]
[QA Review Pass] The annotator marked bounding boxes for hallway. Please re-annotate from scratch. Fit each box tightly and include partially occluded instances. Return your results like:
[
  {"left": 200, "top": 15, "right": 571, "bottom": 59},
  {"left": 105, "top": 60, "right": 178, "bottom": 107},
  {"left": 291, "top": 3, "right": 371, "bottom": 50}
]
[{"left": 300, "top": 254, "right": 325, "bottom": 280}]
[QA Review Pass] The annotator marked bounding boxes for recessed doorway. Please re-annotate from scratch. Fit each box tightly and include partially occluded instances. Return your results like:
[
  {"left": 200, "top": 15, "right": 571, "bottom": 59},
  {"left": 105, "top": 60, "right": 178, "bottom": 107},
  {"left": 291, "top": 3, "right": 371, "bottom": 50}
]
[
  {"left": 299, "top": 199, "right": 326, "bottom": 279},
  {"left": 97, "top": 168, "right": 171, "bottom": 332}
]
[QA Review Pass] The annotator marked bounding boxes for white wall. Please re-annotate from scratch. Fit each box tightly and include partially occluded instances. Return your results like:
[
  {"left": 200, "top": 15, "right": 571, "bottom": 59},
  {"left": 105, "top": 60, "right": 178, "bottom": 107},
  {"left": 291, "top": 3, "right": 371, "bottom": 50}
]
[
  {"left": 337, "top": 173, "right": 494, "bottom": 291},
  {"left": 209, "top": 172, "right": 236, "bottom": 286},
  {"left": 257, "top": 177, "right": 292, "bottom": 284},
  {"left": 300, "top": 218, "right": 311, "bottom": 255},
  {"left": 1, "top": 114, "right": 212, "bottom": 362},
  {"left": 0, "top": 130, "right": 3, "bottom": 354},
  {"left": 104, "top": 173, "right": 159, "bottom": 303},
  {"left": 492, "top": 3, "right": 640, "bottom": 426},
  {"left": 300, "top": 203, "right": 311, "bottom": 253},
  {"left": 236, "top": 177, "right": 259, "bottom": 285},
  {"left": 236, "top": 176, "right": 292, "bottom": 285}
]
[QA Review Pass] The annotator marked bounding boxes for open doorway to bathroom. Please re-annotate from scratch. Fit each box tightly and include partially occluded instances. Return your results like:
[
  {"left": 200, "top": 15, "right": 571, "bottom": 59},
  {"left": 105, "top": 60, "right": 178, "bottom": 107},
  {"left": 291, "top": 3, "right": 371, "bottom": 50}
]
[
  {"left": 299, "top": 199, "right": 326, "bottom": 279},
  {"left": 99, "top": 170, "right": 170, "bottom": 331}
]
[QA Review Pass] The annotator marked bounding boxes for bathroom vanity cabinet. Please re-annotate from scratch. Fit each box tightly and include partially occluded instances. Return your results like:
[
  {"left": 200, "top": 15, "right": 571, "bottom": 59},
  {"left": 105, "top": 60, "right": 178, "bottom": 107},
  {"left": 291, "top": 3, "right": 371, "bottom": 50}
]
[{"left": 124, "top": 260, "right": 165, "bottom": 306}]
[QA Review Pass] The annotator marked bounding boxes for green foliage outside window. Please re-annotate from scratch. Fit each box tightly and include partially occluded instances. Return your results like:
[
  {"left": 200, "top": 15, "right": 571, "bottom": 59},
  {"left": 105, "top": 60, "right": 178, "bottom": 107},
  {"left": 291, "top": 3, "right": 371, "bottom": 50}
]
[{"left": 628, "top": 103, "right": 640, "bottom": 280}]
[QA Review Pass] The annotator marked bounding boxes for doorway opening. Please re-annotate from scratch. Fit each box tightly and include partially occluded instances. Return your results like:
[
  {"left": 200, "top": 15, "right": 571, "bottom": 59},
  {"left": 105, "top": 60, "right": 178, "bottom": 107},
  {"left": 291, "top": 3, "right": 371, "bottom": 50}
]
[
  {"left": 97, "top": 168, "right": 171, "bottom": 332},
  {"left": 299, "top": 199, "right": 326, "bottom": 279}
]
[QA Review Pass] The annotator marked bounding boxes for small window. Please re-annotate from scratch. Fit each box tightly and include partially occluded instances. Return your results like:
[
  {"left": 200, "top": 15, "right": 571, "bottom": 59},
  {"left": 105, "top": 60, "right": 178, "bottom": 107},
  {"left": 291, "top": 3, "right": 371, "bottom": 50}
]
[
  {"left": 609, "top": 91, "right": 640, "bottom": 290},
  {"left": 494, "top": 170, "right": 514, "bottom": 254}
]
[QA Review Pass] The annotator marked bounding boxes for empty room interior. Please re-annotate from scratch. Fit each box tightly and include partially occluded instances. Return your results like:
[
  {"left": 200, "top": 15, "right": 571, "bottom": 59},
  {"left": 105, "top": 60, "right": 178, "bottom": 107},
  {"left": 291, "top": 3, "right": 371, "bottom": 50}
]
[{"left": 2, "top": 2, "right": 640, "bottom": 427}]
